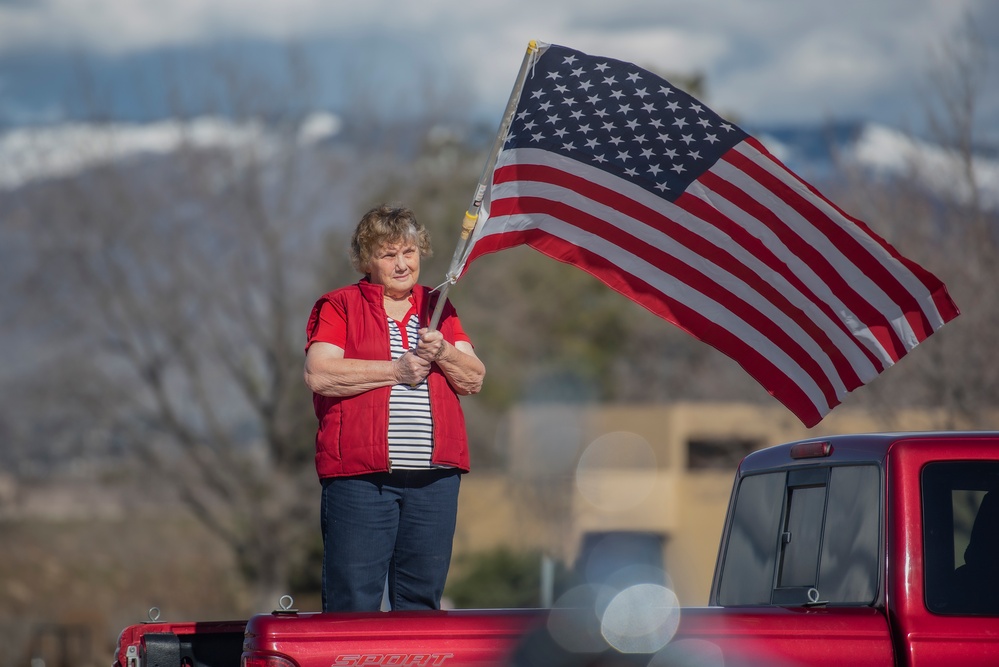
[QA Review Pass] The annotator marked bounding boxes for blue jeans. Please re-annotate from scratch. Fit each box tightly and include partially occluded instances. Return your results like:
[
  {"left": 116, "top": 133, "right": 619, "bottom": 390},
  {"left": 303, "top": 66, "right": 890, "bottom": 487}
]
[{"left": 320, "top": 469, "right": 461, "bottom": 612}]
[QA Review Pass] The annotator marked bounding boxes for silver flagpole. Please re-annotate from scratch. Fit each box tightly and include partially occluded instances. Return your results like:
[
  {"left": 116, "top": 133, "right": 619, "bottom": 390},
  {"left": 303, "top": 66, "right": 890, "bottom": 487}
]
[{"left": 428, "top": 40, "right": 543, "bottom": 330}]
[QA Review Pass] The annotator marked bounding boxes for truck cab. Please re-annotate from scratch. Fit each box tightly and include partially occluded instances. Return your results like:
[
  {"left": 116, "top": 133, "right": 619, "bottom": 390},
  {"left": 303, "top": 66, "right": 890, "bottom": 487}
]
[{"left": 704, "top": 432, "right": 999, "bottom": 667}]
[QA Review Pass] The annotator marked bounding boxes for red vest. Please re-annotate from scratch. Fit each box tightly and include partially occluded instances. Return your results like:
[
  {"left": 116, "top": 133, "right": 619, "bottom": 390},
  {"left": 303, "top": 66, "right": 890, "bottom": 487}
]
[{"left": 306, "top": 280, "right": 470, "bottom": 478}]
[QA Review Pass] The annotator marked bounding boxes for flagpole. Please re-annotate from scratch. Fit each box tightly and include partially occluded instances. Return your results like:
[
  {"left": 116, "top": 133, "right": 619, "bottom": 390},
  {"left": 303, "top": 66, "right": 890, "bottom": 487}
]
[{"left": 428, "top": 40, "right": 542, "bottom": 330}]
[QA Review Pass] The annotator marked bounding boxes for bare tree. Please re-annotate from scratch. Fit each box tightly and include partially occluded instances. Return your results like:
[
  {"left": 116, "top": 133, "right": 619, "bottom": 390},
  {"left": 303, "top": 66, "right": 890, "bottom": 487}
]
[
  {"left": 2, "top": 53, "right": 360, "bottom": 609},
  {"left": 836, "top": 15, "right": 999, "bottom": 428}
]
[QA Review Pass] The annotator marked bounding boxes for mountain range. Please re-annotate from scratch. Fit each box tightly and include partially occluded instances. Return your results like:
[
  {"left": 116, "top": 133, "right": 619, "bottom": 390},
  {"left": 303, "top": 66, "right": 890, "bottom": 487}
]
[{"left": 2, "top": 114, "right": 996, "bottom": 210}]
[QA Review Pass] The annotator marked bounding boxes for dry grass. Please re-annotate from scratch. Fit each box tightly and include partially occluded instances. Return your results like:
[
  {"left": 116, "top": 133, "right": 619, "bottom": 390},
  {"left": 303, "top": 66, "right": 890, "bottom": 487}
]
[{"left": 0, "top": 509, "right": 252, "bottom": 667}]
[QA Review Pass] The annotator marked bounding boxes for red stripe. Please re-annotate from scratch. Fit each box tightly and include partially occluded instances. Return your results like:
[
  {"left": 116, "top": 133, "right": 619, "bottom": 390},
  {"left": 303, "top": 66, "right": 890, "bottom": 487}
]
[
  {"left": 725, "top": 146, "right": 938, "bottom": 344},
  {"left": 467, "top": 227, "right": 825, "bottom": 427},
  {"left": 711, "top": 151, "right": 909, "bottom": 362},
  {"left": 493, "top": 161, "right": 869, "bottom": 388},
  {"left": 491, "top": 193, "right": 843, "bottom": 409},
  {"left": 746, "top": 137, "right": 960, "bottom": 328},
  {"left": 743, "top": 137, "right": 959, "bottom": 327},
  {"left": 681, "top": 172, "right": 884, "bottom": 374},
  {"left": 743, "top": 137, "right": 948, "bottom": 308}
]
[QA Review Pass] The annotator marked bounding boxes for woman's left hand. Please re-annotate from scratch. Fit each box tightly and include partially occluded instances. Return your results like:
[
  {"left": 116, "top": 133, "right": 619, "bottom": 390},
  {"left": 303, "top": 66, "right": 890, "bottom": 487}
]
[{"left": 414, "top": 328, "right": 447, "bottom": 362}]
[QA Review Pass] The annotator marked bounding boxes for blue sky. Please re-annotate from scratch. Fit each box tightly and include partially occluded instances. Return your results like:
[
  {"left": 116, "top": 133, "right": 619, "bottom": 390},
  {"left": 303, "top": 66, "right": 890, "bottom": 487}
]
[{"left": 0, "top": 0, "right": 996, "bottom": 137}]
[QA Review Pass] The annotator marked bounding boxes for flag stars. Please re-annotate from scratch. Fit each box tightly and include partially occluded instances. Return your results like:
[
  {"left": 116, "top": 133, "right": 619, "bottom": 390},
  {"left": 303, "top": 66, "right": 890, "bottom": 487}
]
[{"left": 506, "top": 48, "right": 751, "bottom": 201}]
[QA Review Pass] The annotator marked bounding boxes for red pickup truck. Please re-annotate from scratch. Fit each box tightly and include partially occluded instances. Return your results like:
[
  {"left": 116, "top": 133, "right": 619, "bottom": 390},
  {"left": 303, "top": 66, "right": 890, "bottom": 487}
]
[{"left": 114, "top": 432, "right": 999, "bottom": 666}]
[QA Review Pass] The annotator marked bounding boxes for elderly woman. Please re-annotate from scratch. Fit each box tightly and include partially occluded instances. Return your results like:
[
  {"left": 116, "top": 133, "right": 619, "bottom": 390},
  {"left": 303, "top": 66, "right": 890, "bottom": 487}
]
[{"left": 304, "top": 205, "right": 485, "bottom": 612}]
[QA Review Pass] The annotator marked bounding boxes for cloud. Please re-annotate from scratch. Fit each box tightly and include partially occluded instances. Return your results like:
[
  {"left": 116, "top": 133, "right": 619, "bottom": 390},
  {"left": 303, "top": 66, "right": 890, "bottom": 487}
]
[{"left": 0, "top": 0, "right": 995, "bottom": 132}]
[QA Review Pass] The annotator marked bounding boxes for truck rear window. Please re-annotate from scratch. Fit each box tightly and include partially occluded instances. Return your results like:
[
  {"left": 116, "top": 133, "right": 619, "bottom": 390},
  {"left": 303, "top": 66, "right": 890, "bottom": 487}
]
[
  {"left": 716, "top": 465, "right": 880, "bottom": 606},
  {"left": 922, "top": 461, "right": 999, "bottom": 616}
]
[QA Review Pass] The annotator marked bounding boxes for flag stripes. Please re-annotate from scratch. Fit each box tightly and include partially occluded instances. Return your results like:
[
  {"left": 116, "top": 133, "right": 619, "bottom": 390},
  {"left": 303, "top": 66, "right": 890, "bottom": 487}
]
[{"left": 461, "top": 145, "right": 956, "bottom": 426}]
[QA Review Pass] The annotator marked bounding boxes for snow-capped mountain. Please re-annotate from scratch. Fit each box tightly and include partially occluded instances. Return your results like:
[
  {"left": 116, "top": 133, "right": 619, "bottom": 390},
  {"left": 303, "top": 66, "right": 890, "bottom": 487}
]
[
  {"left": 1, "top": 116, "right": 996, "bottom": 210},
  {"left": 0, "top": 111, "right": 341, "bottom": 190},
  {"left": 754, "top": 121, "right": 999, "bottom": 210}
]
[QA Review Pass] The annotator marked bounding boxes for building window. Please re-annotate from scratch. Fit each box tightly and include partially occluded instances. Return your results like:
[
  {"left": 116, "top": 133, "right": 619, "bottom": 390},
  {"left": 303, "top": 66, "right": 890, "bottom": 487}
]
[{"left": 687, "top": 437, "right": 761, "bottom": 469}]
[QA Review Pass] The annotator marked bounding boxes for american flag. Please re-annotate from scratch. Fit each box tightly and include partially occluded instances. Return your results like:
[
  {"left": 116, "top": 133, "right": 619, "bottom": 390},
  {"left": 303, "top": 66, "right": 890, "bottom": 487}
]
[{"left": 455, "top": 42, "right": 959, "bottom": 427}]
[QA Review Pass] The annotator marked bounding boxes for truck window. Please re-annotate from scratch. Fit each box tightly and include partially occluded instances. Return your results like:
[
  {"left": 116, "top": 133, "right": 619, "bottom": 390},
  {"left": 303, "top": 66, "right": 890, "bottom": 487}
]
[
  {"left": 819, "top": 465, "right": 880, "bottom": 603},
  {"left": 717, "top": 465, "right": 880, "bottom": 606},
  {"left": 716, "top": 472, "right": 784, "bottom": 605},
  {"left": 922, "top": 461, "right": 999, "bottom": 615},
  {"left": 777, "top": 473, "right": 826, "bottom": 589}
]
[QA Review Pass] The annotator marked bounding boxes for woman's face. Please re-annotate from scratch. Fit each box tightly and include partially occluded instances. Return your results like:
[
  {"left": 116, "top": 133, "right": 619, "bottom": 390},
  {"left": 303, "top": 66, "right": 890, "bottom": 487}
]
[{"left": 367, "top": 238, "right": 421, "bottom": 299}]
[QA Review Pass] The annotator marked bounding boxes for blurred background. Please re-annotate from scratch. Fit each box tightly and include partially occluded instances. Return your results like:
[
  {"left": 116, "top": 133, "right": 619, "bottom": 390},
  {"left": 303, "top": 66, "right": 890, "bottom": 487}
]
[{"left": 1, "top": 1, "right": 998, "bottom": 665}]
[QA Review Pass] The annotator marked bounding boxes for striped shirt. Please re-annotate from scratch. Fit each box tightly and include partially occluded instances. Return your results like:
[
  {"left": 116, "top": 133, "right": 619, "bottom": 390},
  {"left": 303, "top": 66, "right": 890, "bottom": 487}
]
[{"left": 387, "top": 313, "right": 435, "bottom": 469}]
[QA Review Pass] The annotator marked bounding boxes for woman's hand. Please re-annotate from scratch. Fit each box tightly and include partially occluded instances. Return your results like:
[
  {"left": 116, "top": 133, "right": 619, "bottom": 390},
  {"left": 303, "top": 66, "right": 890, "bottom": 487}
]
[
  {"left": 394, "top": 349, "right": 432, "bottom": 385},
  {"left": 414, "top": 327, "right": 485, "bottom": 395},
  {"left": 414, "top": 328, "right": 447, "bottom": 362}
]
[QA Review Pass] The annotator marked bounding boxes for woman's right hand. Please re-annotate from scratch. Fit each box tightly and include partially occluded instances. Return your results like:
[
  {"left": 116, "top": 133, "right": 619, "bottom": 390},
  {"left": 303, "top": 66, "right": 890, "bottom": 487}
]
[{"left": 393, "top": 350, "right": 431, "bottom": 386}]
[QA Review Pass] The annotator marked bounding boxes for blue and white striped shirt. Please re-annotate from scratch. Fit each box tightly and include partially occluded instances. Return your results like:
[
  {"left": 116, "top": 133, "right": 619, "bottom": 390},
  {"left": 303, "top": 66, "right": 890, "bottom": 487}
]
[{"left": 387, "top": 313, "right": 435, "bottom": 469}]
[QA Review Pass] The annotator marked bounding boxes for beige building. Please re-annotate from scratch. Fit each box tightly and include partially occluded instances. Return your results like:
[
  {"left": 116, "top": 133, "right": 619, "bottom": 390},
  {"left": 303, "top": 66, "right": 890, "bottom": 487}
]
[{"left": 453, "top": 400, "right": 961, "bottom": 605}]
